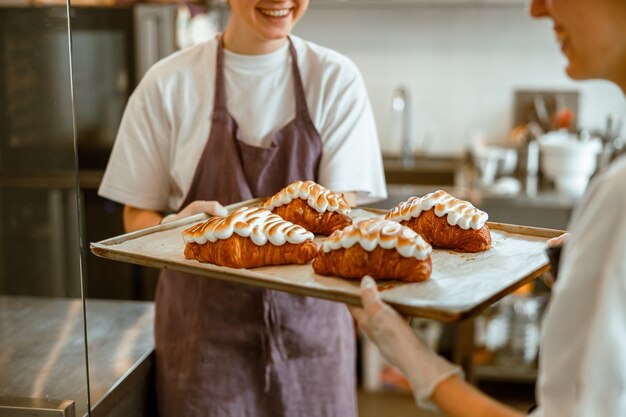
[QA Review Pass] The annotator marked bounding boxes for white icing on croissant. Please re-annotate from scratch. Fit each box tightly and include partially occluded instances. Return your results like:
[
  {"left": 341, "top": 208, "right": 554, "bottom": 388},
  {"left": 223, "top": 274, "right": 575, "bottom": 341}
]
[
  {"left": 322, "top": 218, "right": 431, "bottom": 260},
  {"left": 183, "top": 207, "right": 314, "bottom": 246},
  {"left": 385, "top": 190, "right": 488, "bottom": 230},
  {"left": 262, "top": 180, "right": 351, "bottom": 215}
]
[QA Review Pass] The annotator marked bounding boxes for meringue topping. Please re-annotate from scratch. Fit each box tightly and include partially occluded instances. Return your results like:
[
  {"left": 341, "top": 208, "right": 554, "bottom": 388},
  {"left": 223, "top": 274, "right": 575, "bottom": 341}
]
[
  {"left": 385, "top": 190, "right": 488, "bottom": 230},
  {"left": 322, "top": 218, "right": 431, "bottom": 260},
  {"left": 183, "top": 207, "right": 314, "bottom": 247},
  {"left": 262, "top": 180, "right": 351, "bottom": 215}
]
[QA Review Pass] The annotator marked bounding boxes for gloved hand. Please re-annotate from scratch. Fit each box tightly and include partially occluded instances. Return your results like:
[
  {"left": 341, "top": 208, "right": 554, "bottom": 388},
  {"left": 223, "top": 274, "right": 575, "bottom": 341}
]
[
  {"left": 543, "top": 232, "right": 569, "bottom": 287},
  {"left": 547, "top": 232, "right": 569, "bottom": 248},
  {"left": 349, "top": 276, "right": 463, "bottom": 409},
  {"left": 161, "top": 200, "right": 228, "bottom": 224}
]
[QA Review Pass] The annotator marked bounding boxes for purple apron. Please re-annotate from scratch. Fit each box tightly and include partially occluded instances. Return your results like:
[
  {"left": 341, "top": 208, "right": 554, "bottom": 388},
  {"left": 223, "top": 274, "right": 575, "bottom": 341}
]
[{"left": 154, "top": 37, "right": 357, "bottom": 417}]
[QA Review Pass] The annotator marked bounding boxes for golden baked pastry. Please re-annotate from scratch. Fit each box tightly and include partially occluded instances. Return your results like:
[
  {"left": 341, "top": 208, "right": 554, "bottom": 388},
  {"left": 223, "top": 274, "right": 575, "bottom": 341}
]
[
  {"left": 385, "top": 190, "right": 491, "bottom": 253},
  {"left": 313, "top": 218, "right": 432, "bottom": 282},
  {"left": 262, "top": 180, "right": 352, "bottom": 235},
  {"left": 183, "top": 207, "right": 317, "bottom": 269}
]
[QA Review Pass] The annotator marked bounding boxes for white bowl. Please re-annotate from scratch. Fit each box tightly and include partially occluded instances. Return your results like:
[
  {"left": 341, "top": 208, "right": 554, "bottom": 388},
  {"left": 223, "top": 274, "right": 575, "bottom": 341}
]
[
  {"left": 539, "top": 132, "right": 602, "bottom": 198},
  {"left": 472, "top": 146, "right": 518, "bottom": 186}
]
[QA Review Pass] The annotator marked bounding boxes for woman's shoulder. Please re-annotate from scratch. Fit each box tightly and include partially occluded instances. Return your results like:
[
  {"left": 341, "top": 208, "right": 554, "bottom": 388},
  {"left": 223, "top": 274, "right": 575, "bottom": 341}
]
[
  {"left": 140, "top": 38, "right": 218, "bottom": 89},
  {"left": 596, "top": 154, "right": 626, "bottom": 200},
  {"left": 291, "top": 35, "right": 362, "bottom": 81},
  {"left": 568, "top": 154, "right": 626, "bottom": 235}
]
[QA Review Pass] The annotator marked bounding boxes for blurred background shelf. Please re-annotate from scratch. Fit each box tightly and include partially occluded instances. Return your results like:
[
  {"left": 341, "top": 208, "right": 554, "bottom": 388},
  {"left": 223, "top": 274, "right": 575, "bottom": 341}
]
[{"left": 382, "top": 155, "right": 463, "bottom": 186}]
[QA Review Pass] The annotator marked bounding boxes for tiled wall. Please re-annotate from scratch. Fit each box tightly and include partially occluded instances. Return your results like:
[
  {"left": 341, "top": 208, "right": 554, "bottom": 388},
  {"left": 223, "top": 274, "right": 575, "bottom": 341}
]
[{"left": 295, "top": 4, "right": 626, "bottom": 155}]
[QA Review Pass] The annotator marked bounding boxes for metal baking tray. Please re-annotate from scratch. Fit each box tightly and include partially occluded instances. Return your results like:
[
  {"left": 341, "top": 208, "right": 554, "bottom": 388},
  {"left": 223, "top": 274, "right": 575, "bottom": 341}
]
[{"left": 90, "top": 198, "right": 563, "bottom": 322}]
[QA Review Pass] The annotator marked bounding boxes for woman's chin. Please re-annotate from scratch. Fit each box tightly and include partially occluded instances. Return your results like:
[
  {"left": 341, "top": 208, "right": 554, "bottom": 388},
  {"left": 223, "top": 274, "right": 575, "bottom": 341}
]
[
  {"left": 565, "top": 65, "right": 582, "bottom": 80},
  {"left": 254, "top": 15, "right": 294, "bottom": 40},
  {"left": 563, "top": 55, "right": 586, "bottom": 80},
  {"left": 256, "top": 29, "right": 291, "bottom": 42},
  {"left": 565, "top": 62, "right": 597, "bottom": 81}
]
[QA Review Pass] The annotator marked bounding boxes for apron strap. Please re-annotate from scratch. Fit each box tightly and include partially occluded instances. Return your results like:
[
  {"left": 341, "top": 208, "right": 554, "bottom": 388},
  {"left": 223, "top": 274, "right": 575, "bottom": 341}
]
[
  {"left": 287, "top": 37, "right": 314, "bottom": 124},
  {"left": 213, "top": 36, "right": 228, "bottom": 115}
]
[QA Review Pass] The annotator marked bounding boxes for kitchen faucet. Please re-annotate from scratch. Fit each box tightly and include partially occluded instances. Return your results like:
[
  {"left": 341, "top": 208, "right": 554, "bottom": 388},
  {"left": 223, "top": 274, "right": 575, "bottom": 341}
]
[{"left": 392, "top": 87, "right": 414, "bottom": 168}]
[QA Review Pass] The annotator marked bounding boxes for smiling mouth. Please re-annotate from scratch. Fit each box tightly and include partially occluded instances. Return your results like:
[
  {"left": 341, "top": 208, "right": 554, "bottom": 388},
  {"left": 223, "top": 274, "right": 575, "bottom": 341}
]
[{"left": 258, "top": 8, "right": 292, "bottom": 18}]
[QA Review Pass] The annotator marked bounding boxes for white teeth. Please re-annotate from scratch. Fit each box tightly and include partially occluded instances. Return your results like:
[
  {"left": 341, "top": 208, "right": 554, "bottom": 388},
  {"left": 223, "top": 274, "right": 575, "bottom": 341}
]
[{"left": 260, "top": 8, "right": 290, "bottom": 17}]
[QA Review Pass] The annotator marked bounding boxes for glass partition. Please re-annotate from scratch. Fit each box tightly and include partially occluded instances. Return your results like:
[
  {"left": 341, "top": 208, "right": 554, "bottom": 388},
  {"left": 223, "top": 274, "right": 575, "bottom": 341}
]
[
  {"left": 72, "top": 4, "right": 223, "bottom": 415},
  {"left": 0, "top": 3, "right": 89, "bottom": 417},
  {"left": 70, "top": 4, "right": 162, "bottom": 416}
]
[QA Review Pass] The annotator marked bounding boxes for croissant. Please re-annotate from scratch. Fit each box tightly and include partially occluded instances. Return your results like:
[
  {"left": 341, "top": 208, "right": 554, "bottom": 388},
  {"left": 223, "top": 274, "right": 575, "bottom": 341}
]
[
  {"left": 183, "top": 207, "right": 317, "bottom": 269},
  {"left": 313, "top": 218, "right": 432, "bottom": 283},
  {"left": 385, "top": 190, "right": 491, "bottom": 253},
  {"left": 263, "top": 180, "right": 352, "bottom": 235}
]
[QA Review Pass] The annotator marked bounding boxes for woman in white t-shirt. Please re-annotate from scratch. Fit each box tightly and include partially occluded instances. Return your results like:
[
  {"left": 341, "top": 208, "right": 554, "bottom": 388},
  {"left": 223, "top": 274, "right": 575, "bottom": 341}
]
[
  {"left": 351, "top": 1, "right": 626, "bottom": 416},
  {"left": 99, "top": 1, "right": 386, "bottom": 416}
]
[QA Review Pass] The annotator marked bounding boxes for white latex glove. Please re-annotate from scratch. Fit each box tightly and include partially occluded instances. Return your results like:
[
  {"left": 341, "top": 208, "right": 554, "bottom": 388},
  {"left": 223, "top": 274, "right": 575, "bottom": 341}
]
[
  {"left": 161, "top": 200, "right": 228, "bottom": 224},
  {"left": 349, "top": 276, "right": 463, "bottom": 409},
  {"left": 543, "top": 232, "right": 569, "bottom": 287},
  {"left": 547, "top": 232, "right": 569, "bottom": 248}
]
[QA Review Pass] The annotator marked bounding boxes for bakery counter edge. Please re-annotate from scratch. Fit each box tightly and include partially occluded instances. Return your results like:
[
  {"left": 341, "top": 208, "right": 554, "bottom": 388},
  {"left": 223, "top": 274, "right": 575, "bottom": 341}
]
[{"left": 0, "top": 154, "right": 463, "bottom": 190}]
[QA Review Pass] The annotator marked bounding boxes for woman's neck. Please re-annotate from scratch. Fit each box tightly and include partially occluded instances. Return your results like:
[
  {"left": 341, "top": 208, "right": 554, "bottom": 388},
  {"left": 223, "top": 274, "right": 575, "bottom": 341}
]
[{"left": 222, "top": 24, "right": 287, "bottom": 55}]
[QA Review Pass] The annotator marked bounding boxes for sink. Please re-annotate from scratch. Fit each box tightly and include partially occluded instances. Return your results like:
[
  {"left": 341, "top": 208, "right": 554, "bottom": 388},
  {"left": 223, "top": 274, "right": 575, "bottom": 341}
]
[{"left": 383, "top": 155, "right": 463, "bottom": 186}]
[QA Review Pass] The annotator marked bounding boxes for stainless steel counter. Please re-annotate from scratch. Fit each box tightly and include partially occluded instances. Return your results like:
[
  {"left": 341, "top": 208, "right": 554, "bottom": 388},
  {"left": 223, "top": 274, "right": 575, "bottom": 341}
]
[
  {"left": 371, "top": 184, "right": 575, "bottom": 230},
  {"left": 0, "top": 296, "right": 154, "bottom": 417},
  {"left": 379, "top": 154, "right": 576, "bottom": 229}
]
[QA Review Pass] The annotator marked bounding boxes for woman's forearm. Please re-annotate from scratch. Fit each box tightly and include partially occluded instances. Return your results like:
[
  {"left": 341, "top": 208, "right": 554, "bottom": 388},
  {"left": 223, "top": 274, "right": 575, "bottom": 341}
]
[
  {"left": 123, "top": 205, "right": 163, "bottom": 233},
  {"left": 431, "top": 376, "right": 525, "bottom": 417}
]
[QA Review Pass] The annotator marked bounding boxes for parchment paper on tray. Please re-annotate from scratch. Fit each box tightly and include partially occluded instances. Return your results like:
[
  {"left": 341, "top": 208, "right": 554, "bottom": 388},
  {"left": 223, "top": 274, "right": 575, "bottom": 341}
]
[{"left": 90, "top": 198, "right": 562, "bottom": 322}]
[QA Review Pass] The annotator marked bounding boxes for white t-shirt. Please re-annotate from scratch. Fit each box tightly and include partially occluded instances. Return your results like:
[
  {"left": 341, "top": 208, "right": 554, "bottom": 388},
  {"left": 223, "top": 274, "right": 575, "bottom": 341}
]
[
  {"left": 531, "top": 155, "right": 626, "bottom": 417},
  {"left": 98, "top": 35, "right": 387, "bottom": 212}
]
